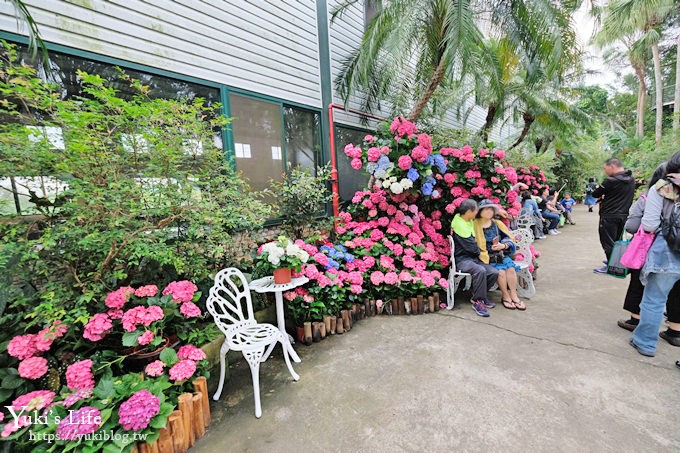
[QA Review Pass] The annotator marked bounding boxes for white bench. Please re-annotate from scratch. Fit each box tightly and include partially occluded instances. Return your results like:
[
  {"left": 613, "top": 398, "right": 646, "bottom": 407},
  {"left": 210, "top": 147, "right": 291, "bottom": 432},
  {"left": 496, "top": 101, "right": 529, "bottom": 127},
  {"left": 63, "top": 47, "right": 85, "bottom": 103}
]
[{"left": 446, "top": 236, "right": 472, "bottom": 309}]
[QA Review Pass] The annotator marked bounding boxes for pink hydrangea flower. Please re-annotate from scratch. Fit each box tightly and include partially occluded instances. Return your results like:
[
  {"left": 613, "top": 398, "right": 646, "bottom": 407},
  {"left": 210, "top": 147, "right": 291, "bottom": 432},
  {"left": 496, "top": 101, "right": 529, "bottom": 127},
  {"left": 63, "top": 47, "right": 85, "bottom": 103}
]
[
  {"left": 105, "top": 286, "right": 134, "bottom": 309},
  {"left": 57, "top": 406, "right": 101, "bottom": 440},
  {"left": 177, "top": 345, "right": 207, "bottom": 361},
  {"left": 389, "top": 116, "right": 417, "bottom": 137},
  {"left": 63, "top": 389, "right": 93, "bottom": 408},
  {"left": 364, "top": 134, "right": 375, "bottom": 143},
  {"left": 134, "top": 285, "right": 159, "bottom": 297},
  {"left": 144, "top": 360, "right": 165, "bottom": 377},
  {"left": 162, "top": 280, "right": 198, "bottom": 303},
  {"left": 180, "top": 301, "right": 202, "bottom": 318},
  {"left": 494, "top": 149, "right": 506, "bottom": 160},
  {"left": 7, "top": 334, "right": 38, "bottom": 360},
  {"left": 384, "top": 272, "right": 399, "bottom": 285},
  {"left": 411, "top": 145, "right": 430, "bottom": 162},
  {"left": 118, "top": 390, "right": 161, "bottom": 431},
  {"left": 370, "top": 271, "right": 385, "bottom": 286},
  {"left": 169, "top": 359, "right": 197, "bottom": 381},
  {"left": 107, "top": 309, "right": 124, "bottom": 320},
  {"left": 137, "top": 330, "right": 155, "bottom": 346},
  {"left": 350, "top": 158, "right": 363, "bottom": 170},
  {"left": 18, "top": 357, "right": 48, "bottom": 380},
  {"left": 66, "top": 360, "right": 95, "bottom": 391},
  {"left": 83, "top": 314, "right": 113, "bottom": 341},
  {"left": 367, "top": 147, "right": 382, "bottom": 162},
  {"left": 11, "top": 390, "right": 55, "bottom": 411},
  {"left": 397, "top": 155, "right": 412, "bottom": 170},
  {"left": 1, "top": 415, "right": 30, "bottom": 438}
]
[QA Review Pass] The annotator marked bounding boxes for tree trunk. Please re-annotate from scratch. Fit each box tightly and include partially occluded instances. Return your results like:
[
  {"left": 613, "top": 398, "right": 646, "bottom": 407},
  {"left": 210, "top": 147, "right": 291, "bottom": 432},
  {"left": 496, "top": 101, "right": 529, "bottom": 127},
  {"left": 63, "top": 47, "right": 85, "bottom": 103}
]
[
  {"left": 508, "top": 112, "right": 535, "bottom": 150},
  {"left": 674, "top": 33, "right": 680, "bottom": 132},
  {"left": 652, "top": 42, "right": 663, "bottom": 145},
  {"left": 480, "top": 103, "right": 496, "bottom": 142},
  {"left": 407, "top": 58, "right": 447, "bottom": 121},
  {"left": 634, "top": 65, "right": 646, "bottom": 138}
]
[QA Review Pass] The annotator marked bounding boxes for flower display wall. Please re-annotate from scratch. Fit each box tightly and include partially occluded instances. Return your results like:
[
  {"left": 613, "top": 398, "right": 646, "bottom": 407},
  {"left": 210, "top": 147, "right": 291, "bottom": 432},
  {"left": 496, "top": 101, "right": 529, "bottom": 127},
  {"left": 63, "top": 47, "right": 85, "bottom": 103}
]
[{"left": 516, "top": 165, "right": 549, "bottom": 195}]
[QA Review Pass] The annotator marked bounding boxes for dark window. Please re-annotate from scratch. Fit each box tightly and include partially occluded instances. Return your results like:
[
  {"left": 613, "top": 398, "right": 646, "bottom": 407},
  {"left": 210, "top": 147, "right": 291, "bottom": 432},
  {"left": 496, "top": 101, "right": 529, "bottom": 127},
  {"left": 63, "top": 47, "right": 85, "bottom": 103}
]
[
  {"left": 284, "top": 106, "right": 322, "bottom": 172},
  {"left": 334, "top": 125, "right": 370, "bottom": 206}
]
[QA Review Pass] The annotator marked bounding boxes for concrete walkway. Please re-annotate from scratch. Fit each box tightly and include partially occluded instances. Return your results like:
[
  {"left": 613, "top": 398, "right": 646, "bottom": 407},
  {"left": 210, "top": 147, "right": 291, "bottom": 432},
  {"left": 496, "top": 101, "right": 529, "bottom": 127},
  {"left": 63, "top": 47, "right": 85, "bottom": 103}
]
[{"left": 194, "top": 205, "right": 680, "bottom": 453}]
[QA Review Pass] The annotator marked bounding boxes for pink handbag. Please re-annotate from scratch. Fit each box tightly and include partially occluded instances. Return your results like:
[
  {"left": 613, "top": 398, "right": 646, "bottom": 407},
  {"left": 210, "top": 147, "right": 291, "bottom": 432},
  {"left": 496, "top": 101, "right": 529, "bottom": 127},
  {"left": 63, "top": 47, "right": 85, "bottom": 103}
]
[{"left": 620, "top": 226, "right": 656, "bottom": 269}]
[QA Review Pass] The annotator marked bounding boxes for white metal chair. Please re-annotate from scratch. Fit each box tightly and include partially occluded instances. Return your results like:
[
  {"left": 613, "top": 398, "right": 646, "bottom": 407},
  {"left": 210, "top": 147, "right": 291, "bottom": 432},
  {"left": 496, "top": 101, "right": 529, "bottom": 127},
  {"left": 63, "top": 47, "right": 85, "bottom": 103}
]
[
  {"left": 446, "top": 236, "right": 472, "bottom": 309},
  {"left": 206, "top": 268, "right": 299, "bottom": 418},
  {"left": 510, "top": 229, "right": 536, "bottom": 299}
]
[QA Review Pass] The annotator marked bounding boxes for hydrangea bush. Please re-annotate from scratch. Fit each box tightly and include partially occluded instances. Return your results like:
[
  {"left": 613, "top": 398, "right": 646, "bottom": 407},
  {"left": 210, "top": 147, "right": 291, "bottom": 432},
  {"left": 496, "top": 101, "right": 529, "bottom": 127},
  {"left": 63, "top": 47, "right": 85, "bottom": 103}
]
[{"left": 1, "top": 281, "right": 210, "bottom": 451}]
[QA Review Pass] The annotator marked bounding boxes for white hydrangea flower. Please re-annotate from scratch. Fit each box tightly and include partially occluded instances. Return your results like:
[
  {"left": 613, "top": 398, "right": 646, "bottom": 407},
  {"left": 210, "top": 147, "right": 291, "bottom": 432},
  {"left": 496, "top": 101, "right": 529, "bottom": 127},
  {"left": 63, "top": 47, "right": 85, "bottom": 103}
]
[
  {"left": 400, "top": 178, "right": 413, "bottom": 189},
  {"left": 390, "top": 182, "right": 404, "bottom": 194},
  {"left": 382, "top": 180, "right": 391, "bottom": 189}
]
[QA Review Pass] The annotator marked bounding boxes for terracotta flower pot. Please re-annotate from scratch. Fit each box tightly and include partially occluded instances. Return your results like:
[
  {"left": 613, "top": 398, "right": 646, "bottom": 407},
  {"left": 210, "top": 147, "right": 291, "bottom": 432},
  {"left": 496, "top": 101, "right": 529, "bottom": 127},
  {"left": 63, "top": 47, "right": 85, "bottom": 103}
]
[{"left": 273, "top": 267, "right": 292, "bottom": 284}]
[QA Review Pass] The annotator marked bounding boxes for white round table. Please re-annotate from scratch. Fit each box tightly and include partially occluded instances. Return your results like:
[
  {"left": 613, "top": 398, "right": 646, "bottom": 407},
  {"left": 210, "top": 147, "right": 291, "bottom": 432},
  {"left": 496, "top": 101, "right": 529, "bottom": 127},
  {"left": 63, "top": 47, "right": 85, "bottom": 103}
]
[{"left": 249, "top": 275, "right": 308, "bottom": 363}]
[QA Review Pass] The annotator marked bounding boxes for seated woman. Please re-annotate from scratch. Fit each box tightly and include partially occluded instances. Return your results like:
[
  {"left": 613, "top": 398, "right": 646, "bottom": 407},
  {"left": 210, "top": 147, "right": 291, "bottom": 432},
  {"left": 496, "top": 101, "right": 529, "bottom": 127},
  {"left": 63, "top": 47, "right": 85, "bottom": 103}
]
[
  {"left": 451, "top": 199, "right": 499, "bottom": 317},
  {"left": 473, "top": 199, "right": 526, "bottom": 310}
]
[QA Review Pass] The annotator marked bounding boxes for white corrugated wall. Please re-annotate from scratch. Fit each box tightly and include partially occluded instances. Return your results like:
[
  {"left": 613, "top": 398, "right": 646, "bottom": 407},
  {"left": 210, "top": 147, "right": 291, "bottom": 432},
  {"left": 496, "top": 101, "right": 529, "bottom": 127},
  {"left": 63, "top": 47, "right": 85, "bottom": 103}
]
[{"left": 0, "top": 0, "right": 323, "bottom": 107}]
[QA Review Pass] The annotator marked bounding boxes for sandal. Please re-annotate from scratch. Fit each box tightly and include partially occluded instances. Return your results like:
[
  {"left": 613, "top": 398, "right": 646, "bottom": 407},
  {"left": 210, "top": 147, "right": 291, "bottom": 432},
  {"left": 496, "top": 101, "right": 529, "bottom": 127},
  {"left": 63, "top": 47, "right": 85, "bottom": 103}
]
[
  {"left": 512, "top": 300, "right": 526, "bottom": 311},
  {"left": 502, "top": 300, "right": 515, "bottom": 310}
]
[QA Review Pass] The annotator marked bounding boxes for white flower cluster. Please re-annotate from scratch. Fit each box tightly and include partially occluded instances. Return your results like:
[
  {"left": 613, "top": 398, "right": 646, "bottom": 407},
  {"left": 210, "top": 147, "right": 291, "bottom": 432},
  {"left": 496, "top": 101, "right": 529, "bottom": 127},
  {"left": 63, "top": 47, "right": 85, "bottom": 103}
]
[
  {"left": 261, "top": 239, "right": 309, "bottom": 266},
  {"left": 380, "top": 176, "right": 414, "bottom": 194}
]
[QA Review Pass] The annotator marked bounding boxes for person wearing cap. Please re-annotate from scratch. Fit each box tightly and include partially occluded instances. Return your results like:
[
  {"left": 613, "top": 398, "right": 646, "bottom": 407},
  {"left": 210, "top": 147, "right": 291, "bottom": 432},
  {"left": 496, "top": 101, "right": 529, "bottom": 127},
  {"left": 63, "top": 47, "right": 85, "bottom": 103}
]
[
  {"left": 450, "top": 199, "right": 499, "bottom": 317},
  {"left": 474, "top": 199, "right": 526, "bottom": 310}
]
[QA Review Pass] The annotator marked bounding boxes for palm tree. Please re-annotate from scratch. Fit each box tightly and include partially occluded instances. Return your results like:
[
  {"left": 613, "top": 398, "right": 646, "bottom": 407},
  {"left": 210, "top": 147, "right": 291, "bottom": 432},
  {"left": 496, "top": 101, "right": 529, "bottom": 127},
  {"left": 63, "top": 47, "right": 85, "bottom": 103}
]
[
  {"left": 596, "top": 0, "right": 675, "bottom": 144},
  {"left": 596, "top": 35, "right": 649, "bottom": 138},
  {"left": 331, "top": 0, "right": 583, "bottom": 122},
  {"left": 4, "top": 0, "right": 45, "bottom": 57}
]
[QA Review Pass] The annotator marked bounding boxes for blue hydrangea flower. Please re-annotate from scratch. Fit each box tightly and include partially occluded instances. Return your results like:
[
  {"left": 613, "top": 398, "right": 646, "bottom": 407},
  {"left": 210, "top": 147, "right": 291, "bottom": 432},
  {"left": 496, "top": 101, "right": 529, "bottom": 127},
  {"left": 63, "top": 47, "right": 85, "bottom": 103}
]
[
  {"left": 327, "top": 259, "right": 340, "bottom": 269},
  {"left": 344, "top": 253, "right": 355, "bottom": 263},
  {"left": 407, "top": 167, "right": 419, "bottom": 181},
  {"left": 424, "top": 155, "right": 434, "bottom": 166},
  {"left": 366, "top": 162, "right": 377, "bottom": 174},
  {"left": 376, "top": 155, "right": 391, "bottom": 170},
  {"left": 433, "top": 155, "right": 447, "bottom": 173},
  {"left": 336, "top": 244, "right": 347, "bottom": 253},
  {"left": 426, "top": 175, "right": 436, "bottom": 185},
  {"left": 422, "top": 183, "right": 433, "bottom": 196},
  {"left": 431, "top": 189, "right": 440, "bottom": 198},
  {"left": 320, "top": 245, "right": 331, "bottom": 252},
  {"left": 335, "top": 252, "right": 345, "bottom": 260}
]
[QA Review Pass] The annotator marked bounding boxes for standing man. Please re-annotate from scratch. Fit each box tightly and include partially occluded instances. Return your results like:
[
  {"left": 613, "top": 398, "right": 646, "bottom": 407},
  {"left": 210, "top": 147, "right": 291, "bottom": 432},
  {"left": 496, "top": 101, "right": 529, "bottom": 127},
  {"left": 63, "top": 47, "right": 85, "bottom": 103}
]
[{"left": 592, "top": 157, "right": 636, "bottom": 274}]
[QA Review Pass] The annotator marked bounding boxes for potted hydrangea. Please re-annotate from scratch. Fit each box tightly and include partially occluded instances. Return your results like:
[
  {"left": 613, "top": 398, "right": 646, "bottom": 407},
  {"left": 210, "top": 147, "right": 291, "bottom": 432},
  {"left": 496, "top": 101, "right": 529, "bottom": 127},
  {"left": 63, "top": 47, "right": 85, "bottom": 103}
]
[{"left": 256, "top": 236, "right": 310, "bottom": 284}]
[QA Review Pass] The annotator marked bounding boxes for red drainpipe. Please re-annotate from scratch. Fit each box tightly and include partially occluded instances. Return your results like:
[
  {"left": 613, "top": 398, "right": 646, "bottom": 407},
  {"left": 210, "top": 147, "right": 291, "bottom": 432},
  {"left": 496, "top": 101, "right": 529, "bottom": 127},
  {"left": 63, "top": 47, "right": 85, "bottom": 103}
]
[{"left": 327, "top": 103, "right": 386, "bottom": 218}]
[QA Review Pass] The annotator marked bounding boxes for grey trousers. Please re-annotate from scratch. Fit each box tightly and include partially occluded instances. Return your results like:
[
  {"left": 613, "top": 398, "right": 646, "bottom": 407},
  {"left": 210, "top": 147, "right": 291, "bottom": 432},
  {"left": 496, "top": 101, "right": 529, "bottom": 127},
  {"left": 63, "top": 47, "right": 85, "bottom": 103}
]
[{"left": 456, "top": 257, "right": 499, "bottom": 300}]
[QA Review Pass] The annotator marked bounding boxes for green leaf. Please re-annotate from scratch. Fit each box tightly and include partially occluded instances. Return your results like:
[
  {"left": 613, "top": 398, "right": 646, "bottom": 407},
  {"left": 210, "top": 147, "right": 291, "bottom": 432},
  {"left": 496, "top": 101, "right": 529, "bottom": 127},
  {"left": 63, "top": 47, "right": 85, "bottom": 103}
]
[
  {"left": 111, "top": 430, "right": 134, "bottom": 449},
  {"left": 94, "top": 371, "right": 116, "bottom": 400},
  {"left": 102, "top": 443, "right": 125, "bottom": 453},
  {"left": 122, "top": 330, "right": 140, "bottom": 347},
  {"left": 2, "top": 374, "right": 23, "bottom": 389},
  {"left": 159, "top": 347, "right": 177, "bottom": 366}
]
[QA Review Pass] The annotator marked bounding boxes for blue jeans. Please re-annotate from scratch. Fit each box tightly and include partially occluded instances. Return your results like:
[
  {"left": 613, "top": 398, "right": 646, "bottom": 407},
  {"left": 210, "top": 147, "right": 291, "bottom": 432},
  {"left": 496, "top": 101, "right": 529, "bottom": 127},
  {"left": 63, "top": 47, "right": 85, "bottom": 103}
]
[
  {"left": 542, "top": 211, "right": 560, "bottom": 230},
  {"left": 632, "top": 272, "right": 680, "bottom": 354}
]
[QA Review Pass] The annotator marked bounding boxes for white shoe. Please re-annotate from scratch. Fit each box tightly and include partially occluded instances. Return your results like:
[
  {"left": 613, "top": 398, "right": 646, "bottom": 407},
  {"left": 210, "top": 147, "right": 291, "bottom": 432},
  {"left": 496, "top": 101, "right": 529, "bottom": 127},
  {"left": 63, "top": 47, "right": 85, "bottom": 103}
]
[
  {"left": 548, "top": 230, "right": 558, "bottom": 235},
  {"left": 555, "top": 229, "right": 562, "bottom": 234}
]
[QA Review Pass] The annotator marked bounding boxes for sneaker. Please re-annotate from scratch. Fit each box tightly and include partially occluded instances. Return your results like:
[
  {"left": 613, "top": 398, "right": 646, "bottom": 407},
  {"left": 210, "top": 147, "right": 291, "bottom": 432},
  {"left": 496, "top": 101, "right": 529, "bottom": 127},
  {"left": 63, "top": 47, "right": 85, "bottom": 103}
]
[
  {"left": 554, "top": 229, "right": 562, "bottom": 234},
  {"left": 482, "top": 298, "right": 496, "bottom": 309},
  {"left": 629, "top": 338, "right": 655, "bottom": 357},
  {"left": 471, "top": 300, "right": 490, "bottom": 317},
  {"left": 548, "top": 230, "right": 558, "bottom": 235},
  {"left": 602, "top": 260, "right": 609, "bottom": 266},
  {"left": 593, "top": 266, "right": 608, "bottom": 274}
]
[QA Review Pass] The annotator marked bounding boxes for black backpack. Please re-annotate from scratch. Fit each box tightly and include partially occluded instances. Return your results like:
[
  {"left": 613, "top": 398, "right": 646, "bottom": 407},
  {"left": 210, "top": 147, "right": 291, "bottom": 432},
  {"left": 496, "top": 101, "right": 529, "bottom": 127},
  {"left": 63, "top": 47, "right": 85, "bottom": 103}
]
[{"left": 662, "top": 201, "right": 680, "bottom": 252}]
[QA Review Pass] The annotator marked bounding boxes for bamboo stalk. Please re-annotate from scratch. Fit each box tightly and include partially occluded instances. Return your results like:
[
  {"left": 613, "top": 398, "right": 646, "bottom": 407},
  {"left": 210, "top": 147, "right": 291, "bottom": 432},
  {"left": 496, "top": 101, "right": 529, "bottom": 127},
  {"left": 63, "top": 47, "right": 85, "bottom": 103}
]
[
  {"left": 411, "top": 298, "right": 418, "bottom": 315},
  {"left": 428, "top": 296, "right": 435, "bottom": 313},
  {"left": 434, "top": 293, "right": 440, "bottom": 311},
  {"left": 192, "top": 393, "right": 206, "bottom": 438},
  {"left": 397, "top": 296, "right": 405, "bottom": 315},
  {"left": 130, "top": 443, "right": 139, "bottom": 453},
  {"left": 370, "top": 299, "right": 376, "bottom": 316},
  {"left": 391, "top": 299, "right": 398, "bottom": 315},
  {"left": 330, "top": 316, "right": 337, "bottom": 334},
  {"left": 364, "top": 298, "right": 371, "bottom": 317},
  {"left": 192, "top": 376, "right": 211, "bottom": 426},
  {"left": 319, "top": 321, "right": 326, "bottom": 339},
  {"left": 323, "top": 315, "right": 332, "bottom": 334},
  {"left": 417, "top": 295, "right": 424, "bottom": 315}
]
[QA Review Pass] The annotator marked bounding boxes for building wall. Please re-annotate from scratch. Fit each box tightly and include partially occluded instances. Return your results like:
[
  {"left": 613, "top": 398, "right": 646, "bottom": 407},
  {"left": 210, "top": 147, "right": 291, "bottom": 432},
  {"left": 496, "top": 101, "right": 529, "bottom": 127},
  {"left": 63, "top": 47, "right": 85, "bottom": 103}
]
[{"left": 0, "top": 0, "right": 323, "bottom": 108}]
